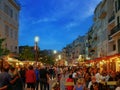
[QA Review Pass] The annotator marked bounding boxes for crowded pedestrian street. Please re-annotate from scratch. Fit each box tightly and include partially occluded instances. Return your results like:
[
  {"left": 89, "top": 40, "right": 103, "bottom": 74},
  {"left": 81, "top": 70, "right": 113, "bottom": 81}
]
[
  {"left": 0, "top": 61, "right": 120, "bottom": 90},
  {"left": 1, "top": 0, "right": 120, "bottom": 90}
]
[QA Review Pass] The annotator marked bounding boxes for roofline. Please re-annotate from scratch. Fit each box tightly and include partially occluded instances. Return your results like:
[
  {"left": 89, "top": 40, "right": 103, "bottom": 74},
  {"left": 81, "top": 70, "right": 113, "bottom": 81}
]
[{"left": 8, "top": 0, "right": 20, "bottom": 11}]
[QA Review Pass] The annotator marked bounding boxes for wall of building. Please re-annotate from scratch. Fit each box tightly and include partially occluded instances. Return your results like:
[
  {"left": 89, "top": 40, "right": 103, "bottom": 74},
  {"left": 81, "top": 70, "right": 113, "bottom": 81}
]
[{"left": 0, "top": 0, "right": 20, "bottom": 53}]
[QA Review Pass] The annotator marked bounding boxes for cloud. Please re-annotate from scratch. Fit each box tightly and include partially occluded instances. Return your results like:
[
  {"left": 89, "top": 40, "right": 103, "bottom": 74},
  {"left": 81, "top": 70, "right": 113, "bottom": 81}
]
[
  {"left": 65, "top": 22, "right": 79, "bottom": 31},
  {"left": 19, "top": 0, "right": 102, "bottom": 50},
  {"left": 49, "top": 0, "right": 102, "bottom": 23},
  {"left": 80, "top": 0, "right": 102, "bottom": 19},
  {"left": 32, "top": 17, "right": 57, "bottom": 24}
]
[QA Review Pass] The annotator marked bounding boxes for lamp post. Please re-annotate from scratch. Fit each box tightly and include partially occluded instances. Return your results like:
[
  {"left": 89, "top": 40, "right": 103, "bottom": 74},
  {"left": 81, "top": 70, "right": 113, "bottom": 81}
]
[
  {"left": 53, "top": 50, "right": 57, "bottom": 65},
  {"left": 53, "top": 50, "right": 57, "bottom": 54},
  {"left": 34, "top": 36, "right": 39, "bottom": 64},
  {"left": 58, "top": 54, "right": 61, "bottom": 66}
]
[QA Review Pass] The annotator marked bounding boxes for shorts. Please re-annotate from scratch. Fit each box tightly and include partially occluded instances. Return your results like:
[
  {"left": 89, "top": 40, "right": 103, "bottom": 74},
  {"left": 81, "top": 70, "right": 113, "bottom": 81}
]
[{"left": 27, "top": 83, "right": 35, "bottom": 88}]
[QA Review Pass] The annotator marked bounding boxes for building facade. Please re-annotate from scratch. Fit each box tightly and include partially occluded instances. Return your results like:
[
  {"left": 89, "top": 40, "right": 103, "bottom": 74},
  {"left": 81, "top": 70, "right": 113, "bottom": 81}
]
[
  {"left": 62, "top": 36, "right": 85, "bottom": 65},
  {"left": 87, "top": 0, "right": 120, "bottom": 59},
  {"left": 108, "top": 0, "right": 120, "bottom": 55},
  {"left": 63, "top": 0, "right": 120, "bottom": 64},
  {"left": 0, "top": 0, "right": 20, "bottom": 53}
]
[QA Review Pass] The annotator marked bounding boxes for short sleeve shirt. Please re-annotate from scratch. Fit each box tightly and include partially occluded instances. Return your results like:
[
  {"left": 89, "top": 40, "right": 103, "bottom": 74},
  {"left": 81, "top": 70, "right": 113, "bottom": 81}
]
[{"left": 0, "top": 72, "right": 11, "bottom": 87}]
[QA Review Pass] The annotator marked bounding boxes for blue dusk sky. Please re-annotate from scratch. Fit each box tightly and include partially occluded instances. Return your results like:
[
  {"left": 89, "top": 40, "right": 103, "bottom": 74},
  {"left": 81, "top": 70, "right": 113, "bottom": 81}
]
[{"left": 19, "top": 0, "right": 101, "bottom": 51}]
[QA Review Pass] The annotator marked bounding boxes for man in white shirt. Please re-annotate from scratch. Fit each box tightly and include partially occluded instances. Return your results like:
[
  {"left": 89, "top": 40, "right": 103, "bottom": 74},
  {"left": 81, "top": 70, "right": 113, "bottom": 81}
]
[
  {"left": 95, "top": 68, "right": 101, "bottom": 83},
  {"left": 72, "top": 70, "right": 77, "bottom": 84}
]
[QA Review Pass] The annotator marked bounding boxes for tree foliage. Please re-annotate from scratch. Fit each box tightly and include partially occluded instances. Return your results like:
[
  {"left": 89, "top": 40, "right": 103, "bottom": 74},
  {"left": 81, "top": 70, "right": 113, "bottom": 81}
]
[
  {"left": 19, "top": 46, "right": 34, "bottom": 61},
  {"left": 19, "top": 46, "right": 55, "bottom": 65},
  {"left": 39, "top": 51, "right": 54, "bottom": 65},
  {"left": 0, "top": 38, "right": 9, "bottom": 56}
]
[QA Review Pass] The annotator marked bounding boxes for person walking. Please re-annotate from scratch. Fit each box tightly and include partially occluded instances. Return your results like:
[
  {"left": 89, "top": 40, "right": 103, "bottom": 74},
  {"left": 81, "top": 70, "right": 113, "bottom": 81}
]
[
  {"left": 65, "top": 74, "right": 74, "bottom": 90},
  {"left": 34, "top": 66, "right": 39, "bottom": 90},
  {"left": 39, "top": 66, "right": 50, "bottom": 90},
  {"left": 19, "top": 67, "right": 26, "bottom": 89},
  {"left": 26, "top": 65, "right": 36, "bottom": 90}
]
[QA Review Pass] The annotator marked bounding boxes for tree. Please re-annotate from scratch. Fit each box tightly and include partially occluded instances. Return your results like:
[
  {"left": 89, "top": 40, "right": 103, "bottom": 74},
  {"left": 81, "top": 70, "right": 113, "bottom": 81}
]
[
  {"left": 39, "top": 51, "right": 54, "bottom": 65},
  {"left": 0, "top": 38, "right": 9, "bottom": 56},
  {"left": 0, "top": 39, "right": 4, "bottom": 56},
  {"left": 0, "top": 38, "right": 9, "bottom": 71},
  {"left": 19, "top": 46, "right": 34, "bottom": 61}
]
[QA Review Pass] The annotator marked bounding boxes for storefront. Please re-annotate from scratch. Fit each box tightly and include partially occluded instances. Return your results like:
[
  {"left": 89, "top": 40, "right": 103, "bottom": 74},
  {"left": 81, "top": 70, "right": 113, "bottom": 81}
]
[{"left": 85, "top": 54, "right": 120, "bottom": 72}]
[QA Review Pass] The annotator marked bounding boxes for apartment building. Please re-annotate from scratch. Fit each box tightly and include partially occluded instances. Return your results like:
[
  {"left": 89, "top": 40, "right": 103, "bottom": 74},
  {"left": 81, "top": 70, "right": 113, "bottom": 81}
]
[
  {"left": 86, "top": 0, "right": 120, "bottom": 59},
  {"left": 62, "top": 36, "right": 85, "bottom": 65},
  {"left": 108, "top": 0, "right": 120, "bottom": 55},
  {"left": 63, "top": 0, "right": 120, "bottom": 65},
  {"left": 62, "top": 44, "right": 73, "bottom": 65},
  {"left": 95, "top": 0, "right": 108, "bottom": 57},
  {"left": 0, "top": 0, "right": 20, "bottom": 53}
]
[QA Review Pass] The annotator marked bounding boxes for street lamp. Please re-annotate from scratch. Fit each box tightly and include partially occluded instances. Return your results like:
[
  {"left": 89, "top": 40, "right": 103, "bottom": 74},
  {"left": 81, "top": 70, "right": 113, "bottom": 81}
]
[
  {"left": 34, "top": 36, "right": 39, "bottom": 64},
  {"left": 58, "top": 54, "right": 61, "bottom": 66},
  {"left": 53, "top": 50, "right": 57, "bottom": 54}
]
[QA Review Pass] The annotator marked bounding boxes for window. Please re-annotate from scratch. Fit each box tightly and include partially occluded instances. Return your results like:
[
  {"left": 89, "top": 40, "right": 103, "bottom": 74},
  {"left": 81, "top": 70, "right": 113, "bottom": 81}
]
[
  {"left": 15, "top": 46, "right": 17, "bottom": 49},
  {"left": 117, "top": 16, "right": 119, "bottom": 25},
  {"left": 4, "top": 4, "right": 9, "bottom": 15},
  {"left": 113, "top": 44, "right": 116, "bottom": 51},
  {"left": 5, "top": 43, "right": 7, "bottom": 48},
  {"left": 4, "top": 4, "right": 13, "bottom": 18},
  {"left": 14, "top": 31, "right": 18, "bottom": 40},
  {"left": 15, "top": 13, "right": 18, "bottom": 21},
  {"left": 10, "top": 29, "right": 13, "bottom": 38},
  {"left": 115, "top": 1, "right": 118, "bottom": 12},
  {"left": 5, "top": 25, "right": 9, "bottom": 37},
  {"left": 118, "top": 0, "right": 120, "bottom": 10},
  {"left": 11, "top": 45, "right": 13, "bottom": 51},
  {"left": 10, "top": 9, "right": 13, "bottom": 18}
]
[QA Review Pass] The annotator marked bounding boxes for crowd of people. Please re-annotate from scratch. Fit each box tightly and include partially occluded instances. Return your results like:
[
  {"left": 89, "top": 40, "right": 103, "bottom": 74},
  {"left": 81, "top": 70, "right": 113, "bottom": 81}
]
[
  {"left": 59, "top": 66, "right": 120, "bottom": 90},
  {"left": 0, "top": 62, "right": 56, "bottom": 90},
  {"left": 0, "top": 62, "right": 120, "bottom": 90}
]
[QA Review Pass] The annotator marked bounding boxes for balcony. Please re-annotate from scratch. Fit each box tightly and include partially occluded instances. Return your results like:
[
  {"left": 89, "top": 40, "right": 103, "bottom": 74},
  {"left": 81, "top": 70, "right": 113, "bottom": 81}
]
[
  {"left": 94, "top": 17, "right": 96, "bottom": 21},
  {"left": 110, "top": 24, "right": 120, "bottom": 36},
  {"left": 88, "top": 45, "right": 91, "bottom": 48},
  {"left": 8, "top": 0, "right": 20, "bottom": 10},
  {"left": 108, "top": 35, "right": 112, "bottom": 40},
  {"left": 99, "top": 11, "right": 107, "bottom": 19},
  {"left": 88, "top": 35, "right": 92, "bottom": 40},
  {"left": 108, "top": 15, "right": 115, "bottom": 23}
]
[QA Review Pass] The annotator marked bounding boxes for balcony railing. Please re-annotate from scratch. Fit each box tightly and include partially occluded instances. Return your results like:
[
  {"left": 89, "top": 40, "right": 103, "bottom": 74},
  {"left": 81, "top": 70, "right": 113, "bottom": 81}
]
[
  {"left": 108, "top": 35, "right": 112, "bottom": 40},
  {"left": 108, "top": 15, "right": 115, "bottom": 23},
  {"left": 8, "top": 0, "right": 20, "bottom": 10},
  {"left": 99, "top": 11, "right": 107, "bottom": 19},
  {"left": 110, "top": 24, "right": 120, "bottom": 36}
]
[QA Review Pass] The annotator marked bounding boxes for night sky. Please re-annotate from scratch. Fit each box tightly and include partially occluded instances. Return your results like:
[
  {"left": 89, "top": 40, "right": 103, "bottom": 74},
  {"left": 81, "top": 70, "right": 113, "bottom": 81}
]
[{"left": 19, "top": 0, "right": 101, "bottom": 51}]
